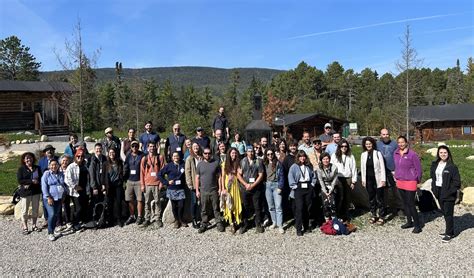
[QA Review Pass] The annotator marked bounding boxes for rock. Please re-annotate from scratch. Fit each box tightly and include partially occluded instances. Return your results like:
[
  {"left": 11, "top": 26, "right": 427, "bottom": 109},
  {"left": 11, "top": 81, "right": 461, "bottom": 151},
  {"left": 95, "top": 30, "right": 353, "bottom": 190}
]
[
  {"left": 420, "top": 179, "right": 440, "bottom": 209},
  {"left": 14, "top": 198, "right": 44, "bottom": 220},
  {"left": 16, "top": 131, "right": 23, "bottom": 135},
  {"left": 84, "top": 136, "right": 93, "bottom": 142},
  {"left": 34, "top": 140, "right": 39, "bottom": 143},
  {"left": 10, "top": 141, "right": 15, "bottom": 145},
  {"left": 466, "top": 156, "right": 474, "bottom": 161},
  {"left": 24, "top": 131, "right": 34, "bottom": 135},
  {"left": 0, "top": 203, "right": 15, "bottom": 215},
  {"left": 28, "top": 139, "right": 34, "bottom": 144},
  {"left": 437, "top": 142, "right": 446, "bottom": 147},
  {"left": 15, "top": 140, "right": 20, "bottom": 145},
  {"left": 40, "top": 135, "right": 48, "bottom": 142},
  {"left": 461, "top": 187, "right": 474, "bottom": 205},
  {"left": 351, "top": 180, "right": 369, "bottom": 209},
  {"left": 21, "top": 139, "right": 28, "bottom": 144},
  {"left": 426, "top": 148, "right": 437, "bottom": 157},
  {"left": 162, "top": 200, "right": 175, "bottom": 224}
]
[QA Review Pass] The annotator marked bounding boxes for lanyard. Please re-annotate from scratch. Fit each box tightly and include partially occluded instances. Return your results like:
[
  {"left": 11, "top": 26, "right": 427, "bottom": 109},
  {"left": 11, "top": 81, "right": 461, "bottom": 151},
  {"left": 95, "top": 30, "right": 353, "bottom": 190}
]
[{"left": 299, "top": 165, "right": 307, "bottom": 180}]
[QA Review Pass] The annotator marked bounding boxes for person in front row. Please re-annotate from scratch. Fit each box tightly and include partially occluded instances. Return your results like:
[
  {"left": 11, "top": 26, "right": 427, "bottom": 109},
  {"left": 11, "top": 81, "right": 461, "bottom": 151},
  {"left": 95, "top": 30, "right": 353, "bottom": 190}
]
[
  {"left": 158, "top": 152, "right": 187, "bottom": 228},
  {"left": 195, "top": 148, "right": 224, "bottom": 233},
  {"left": 430, "top": 145, "right": 460, "bottom": 242},
  {"left": 316, "top": 153, "right": 339, "bottom": 221}
]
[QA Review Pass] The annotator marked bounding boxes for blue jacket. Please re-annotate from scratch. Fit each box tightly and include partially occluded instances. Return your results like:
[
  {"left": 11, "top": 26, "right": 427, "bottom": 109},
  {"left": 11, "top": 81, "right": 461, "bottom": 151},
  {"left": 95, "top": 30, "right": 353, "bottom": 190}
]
[
  {"left": 41, "top": 170, "right": 67, "bottom": 201},
  {"left": 158, "top": 161, "right": 186, "bottom": 191},
  {"left": 377, "top": 139, "right": 398, "bottom": 171},
  {"left": 265, "top": 161, "right": 285, "bottom": 190},
  {"left": 38, "top": 155, "right": 59, "bottom": 173},
  {"left": 288, "top": 164, "right": 316, "bottom": 190},
  {"left": 139, "top": 131, "right": 160, "bottom": 154}
]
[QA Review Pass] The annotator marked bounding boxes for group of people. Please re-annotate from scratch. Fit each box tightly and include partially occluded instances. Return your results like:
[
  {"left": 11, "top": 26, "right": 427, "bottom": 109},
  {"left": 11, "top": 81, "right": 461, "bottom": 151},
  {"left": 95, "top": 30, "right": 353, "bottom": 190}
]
[{"left": 16, "top": 107, "right": 461, "bottom": 243}]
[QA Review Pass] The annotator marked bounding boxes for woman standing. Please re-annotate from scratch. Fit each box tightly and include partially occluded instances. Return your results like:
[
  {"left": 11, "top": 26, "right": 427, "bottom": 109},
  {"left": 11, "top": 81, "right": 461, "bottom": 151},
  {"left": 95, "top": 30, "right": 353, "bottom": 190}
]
[
  {"left": 263, "top": 148, "right": 285, "bottom": 234},
  {"left": 41, "top": 160, "right": 67, "bottom": 241},
  {"left": 288, "top": 150, "right": 316, "bottom": 236},
  {"left": 316, "top": 153, "right": 339, "bottom": 221},
  {"left": 185, "top": 142, "right": 202, "bottom": 228},
  {"left": 17, "top": 152, "right": 42, "bottom": 235},
  {"left": 221, "top": 147, "right": 243, "bottom": 233},
  {"left": 276, "top": 139, "right": 287, "bottom": 162},
  {"left": 430, "top": 146, "right": 460, "bottom": 242},
  {"left": 230, "top": 132, "right": 246, "bottom": 157},
  {"left": 330, "top": 139, "right": 357, "bottom": 222},
  {"left": 64, "top": 148, "right": 90, "bottom": 232},
  {"left": 361, "top": 137, "right": 386, "bottom": 225},
  {"left": 394, "top": 136, "right": 423, "bottom": 233},
  {"left": 183, "top": 139, "right": 193, "bottom": 160},
  {"left": 102, "top": 148, "right": 125, "bottom": 227},
  {"left": 217, "top": 142, "right": 227, "bottom": 164},
  {"left": 158, "top": 152, "right": 187, "bottom": 228}
]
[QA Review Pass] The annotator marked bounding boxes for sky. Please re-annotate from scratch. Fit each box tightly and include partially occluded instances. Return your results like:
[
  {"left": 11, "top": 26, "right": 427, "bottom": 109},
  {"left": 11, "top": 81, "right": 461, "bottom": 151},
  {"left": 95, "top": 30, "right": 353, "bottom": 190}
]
[{"left": 1, "top": 0, "right": 473, "bottom": 74}]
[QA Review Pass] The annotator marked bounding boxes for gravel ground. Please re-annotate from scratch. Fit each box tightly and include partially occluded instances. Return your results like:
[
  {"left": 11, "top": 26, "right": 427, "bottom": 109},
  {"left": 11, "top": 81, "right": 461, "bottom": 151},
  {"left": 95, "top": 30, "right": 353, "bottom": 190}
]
[{"left": 0, "top": 205, "right": 473, "bottom": 276}]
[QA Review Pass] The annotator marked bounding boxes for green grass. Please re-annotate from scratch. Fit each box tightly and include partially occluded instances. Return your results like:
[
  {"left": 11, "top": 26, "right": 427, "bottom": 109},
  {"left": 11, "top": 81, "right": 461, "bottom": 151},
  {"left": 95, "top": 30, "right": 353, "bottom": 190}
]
[
  {"left": 0, "top": 157, "right": 20, "bottom": 195},
  {"left": 0, "top": 132, "right": 40, "bottom": 143}
]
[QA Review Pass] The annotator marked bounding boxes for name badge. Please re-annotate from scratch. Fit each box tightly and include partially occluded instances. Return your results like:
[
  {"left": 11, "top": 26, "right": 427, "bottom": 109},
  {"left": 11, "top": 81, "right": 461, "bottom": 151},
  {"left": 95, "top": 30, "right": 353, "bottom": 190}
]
[
  {"left": 176, "top": 147, "right": 182, "bottom": 152},
  {"left": 131, "top": 170, "right": 137, "bottom": 175},
  {"left": 151, "top": 172, "right": 157, "bottom": 177},
  {"left": 301, "top": 183, "right": 308, "bottom": 189},
  {"left": 100, "top": 169, "right": 103, "bottom": 174},
  {"left": 249, "top": 178, "right": 255, "bottom": 183},
  {"left": 180, "top": 168, "right": 184, "bottom": 173},
  {"left": 175, "top": 180, "right": 181, "bottom": 185}
]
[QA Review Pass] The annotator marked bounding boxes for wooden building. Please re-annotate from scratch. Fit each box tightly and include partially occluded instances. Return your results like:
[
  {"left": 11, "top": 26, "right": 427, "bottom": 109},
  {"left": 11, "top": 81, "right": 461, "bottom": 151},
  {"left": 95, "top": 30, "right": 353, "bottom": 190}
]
[
  {"left": 410, "top": 104, "right": 474, "bottom": 142},
  {"left": 0, "top": 80, "right": 76, "bottom": 135},
  {"left": 272, "top": 113, "right": 347, "bottom": 140}
]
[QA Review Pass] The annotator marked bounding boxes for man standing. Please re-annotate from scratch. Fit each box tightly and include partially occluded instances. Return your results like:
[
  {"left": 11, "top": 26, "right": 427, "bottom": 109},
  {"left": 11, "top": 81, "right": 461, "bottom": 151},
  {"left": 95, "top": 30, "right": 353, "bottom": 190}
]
[
  {"left": 319, "top": 123, "right": 333, "bottom": 149},
  {"left": 195, "top": 148, "right": 224, "bottom": 233},
  {"left": 192, "top": 127, "right": 211, "bottom": 150},
  {"left": 237, "top": 146, "right": 265, "bottom": 234},
  {"left": 165, "top": 123, "right": 186, "bottom": 162},
  {"left": 210, "top": 129, "right": 228, "bottom": 157},
  {"left": 212, "top": 106, "right": 229, "bottom": 140},
  {"left": 89, "top": 143, "right": 107, "bottom": 222},
  {"left": 64, "top": 134, "right": 78, "bottom": 157},
  {"left": 121, "top": 128, "right": 137, "bottom": 161},
  {"left": 308, "top": 139, "right": 323, "bottom": 170},
  {"left": 101, "top": 127, "right": 121, "bottom": 156},
  {"left": 140, "top": 142, "right": 166, "bottom": 227},
  {"left": 325, "top": 133, "right": 342, "bottom": 156},
  {"left": 139, "top": 121, "right": 161, "bottom": 155},
  {"left": 39, "top": 145, "right": 59, "bottom": 173},
  {"left": 377, "top": 128, "right": 401, "bottom": 213},
  {"left": 260, "top": 137, "right": 269, "bottom": 155},
  {"left": 298, "top": 131, "right": 313, "bottom": 156},
  {"left": 124, "top": 141, "right": 144, "bottom": 225}
]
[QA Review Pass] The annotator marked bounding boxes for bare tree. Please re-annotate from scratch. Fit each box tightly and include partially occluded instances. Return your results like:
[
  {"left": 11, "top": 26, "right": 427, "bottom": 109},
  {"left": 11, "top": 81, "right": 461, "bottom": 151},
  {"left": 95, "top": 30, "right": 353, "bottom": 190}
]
[
  {"left": 396, "top": 25, "right": 423, "bottom": 139},
  {"left": 54, "top": 19, "right": 100, "bottom": 139}
]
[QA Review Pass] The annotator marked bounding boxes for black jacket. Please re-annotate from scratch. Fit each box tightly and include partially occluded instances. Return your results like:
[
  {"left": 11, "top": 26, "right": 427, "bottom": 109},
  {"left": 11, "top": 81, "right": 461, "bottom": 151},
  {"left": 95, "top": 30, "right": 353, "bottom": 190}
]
[
  {"left": 17, "top": 165, "right": 42, "bottom": 196},
  {"left": 430, "top": 161, "right": 461, "bottom": 202},
  {"left": 89, "top": 154, "right": 107, "bottom": 190}
]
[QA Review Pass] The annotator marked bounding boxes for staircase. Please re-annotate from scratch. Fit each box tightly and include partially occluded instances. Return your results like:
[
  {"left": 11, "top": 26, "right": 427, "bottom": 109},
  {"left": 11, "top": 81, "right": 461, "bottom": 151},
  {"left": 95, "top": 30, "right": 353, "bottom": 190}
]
[{"left": 41, "top": 125, "right": 70, "bottom": 136}]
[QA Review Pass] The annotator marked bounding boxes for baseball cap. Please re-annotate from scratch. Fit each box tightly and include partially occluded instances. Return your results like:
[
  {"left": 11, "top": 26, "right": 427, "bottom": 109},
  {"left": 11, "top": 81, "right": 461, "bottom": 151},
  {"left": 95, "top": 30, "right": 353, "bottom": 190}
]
[
  {"left": 324, "top": 123, "right": 332, "bottom": 129},
  {"left": 105, "top": 127, "right": 113, "bottom": 134},
  {"left": 196, "top": 127, "right": 204, "bottom": 132}
]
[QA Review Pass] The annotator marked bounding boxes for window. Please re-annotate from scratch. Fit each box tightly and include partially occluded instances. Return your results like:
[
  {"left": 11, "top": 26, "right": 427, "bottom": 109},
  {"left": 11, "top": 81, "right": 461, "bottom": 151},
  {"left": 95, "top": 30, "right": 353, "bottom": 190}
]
[
  {"left": 21, "top": 101, "right": 32, "bottom": 112},
  {"left": 462, "top": 126, "right": 472, "bottom": 135}
]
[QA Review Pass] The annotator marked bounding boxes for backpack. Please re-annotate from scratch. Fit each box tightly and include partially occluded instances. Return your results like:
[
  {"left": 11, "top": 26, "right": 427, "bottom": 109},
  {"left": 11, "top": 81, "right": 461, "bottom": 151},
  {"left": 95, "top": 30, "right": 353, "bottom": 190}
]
[
  {"left": 332, "top": 218, "right": 349, "bottom": 235},
  {"left": 320, "top": 219, "right": 337, "bottom": 235},
  {"left": 416, "top": 189, "right": 438, "bottom": 212}
]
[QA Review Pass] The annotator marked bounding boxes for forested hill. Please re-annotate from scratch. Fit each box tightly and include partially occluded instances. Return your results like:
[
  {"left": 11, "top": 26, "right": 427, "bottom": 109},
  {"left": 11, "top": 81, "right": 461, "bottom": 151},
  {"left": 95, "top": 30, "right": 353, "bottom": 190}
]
[{"left": 41, "top": 66, "right": 284, "bottom": 93}]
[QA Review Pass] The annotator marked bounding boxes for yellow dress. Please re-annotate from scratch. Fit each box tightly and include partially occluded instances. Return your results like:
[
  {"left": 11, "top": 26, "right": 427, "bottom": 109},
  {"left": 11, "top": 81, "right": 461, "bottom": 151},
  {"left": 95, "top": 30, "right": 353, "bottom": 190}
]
[{"left": 222, "top": 166, "right": 242, "bottom": 225}]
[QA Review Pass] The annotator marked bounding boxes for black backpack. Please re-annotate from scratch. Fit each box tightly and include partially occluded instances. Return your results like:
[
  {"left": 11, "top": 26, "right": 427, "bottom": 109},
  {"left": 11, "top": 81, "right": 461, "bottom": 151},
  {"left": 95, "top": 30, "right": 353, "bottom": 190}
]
[{"left": 416, "top": 189, "right": 438, "bottom": 212}]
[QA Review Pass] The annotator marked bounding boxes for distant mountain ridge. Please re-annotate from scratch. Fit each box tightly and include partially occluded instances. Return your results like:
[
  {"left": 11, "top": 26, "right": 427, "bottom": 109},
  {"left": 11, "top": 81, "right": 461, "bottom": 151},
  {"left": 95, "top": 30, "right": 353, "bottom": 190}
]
[{"left": 41, "top": 66, "right": 284, "bottom": 93}]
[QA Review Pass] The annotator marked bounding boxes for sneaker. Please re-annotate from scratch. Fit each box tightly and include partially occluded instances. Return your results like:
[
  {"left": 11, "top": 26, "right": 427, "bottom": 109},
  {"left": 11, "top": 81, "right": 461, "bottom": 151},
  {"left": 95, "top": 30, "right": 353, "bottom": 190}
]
[
  {"left": 256, "top": 225, "right": 264, "bottom": 234},
  {"left": 198, "top": 225, "right": 207, "bottom": 234},
  {"left": 48, "top": 234, "right": 57, "bottom": 241},
  {"left": 442, "top": 235, "right": 452, "bottom": 242},
  {"left": 136, "top": 217, "right": 144, "bottom": 225},
  {"left": 239, "top": 225, "right": 247, "bottom": 234},
  {"left": 439, "top": 233, "right": 446, "bottom": 238},
  {"left": 156, "top": 220, "right": 164, "bottom": 228},
  {"left": 278, "top": 227, "right": 285, "bottom": 234},
  {"left": 263, "top": 218, "right": 270, "bottom": 227},
  {"left": 412, "top": 226, "right": 422, "bottom": 234},
  {"left": 173, "top": 221, "right": 181, "bottom": 229},
  {"left": 217, "top": 223, "right": 225, "bottom": 232},
  {"left": 142, "top": 220, "right": 151, "bottom": 227},
  {"left": 401, "top": 222, "right": 414, "bottom": 229},
  {"left": 270, "top": 223, "right": 277, "bottom": 229},
  {"left": 124, "top": 216, "right": 136, "bottom": 225}
]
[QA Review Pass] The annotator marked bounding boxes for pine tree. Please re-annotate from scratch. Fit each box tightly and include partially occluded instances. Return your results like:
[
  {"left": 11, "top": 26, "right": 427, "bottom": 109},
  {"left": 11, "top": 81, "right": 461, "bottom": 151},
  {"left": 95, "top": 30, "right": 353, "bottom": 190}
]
[{"left": 0, "top": 36, "right": 41, "bottom": 81}]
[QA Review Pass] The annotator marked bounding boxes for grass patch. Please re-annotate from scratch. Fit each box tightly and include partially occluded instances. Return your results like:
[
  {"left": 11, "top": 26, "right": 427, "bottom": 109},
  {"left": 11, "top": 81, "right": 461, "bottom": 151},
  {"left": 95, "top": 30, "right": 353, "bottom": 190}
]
[
  {"left": 0, "top": 157, "right": 20, "bottom": 195},
  {"left": 0, "top": 132, "right": 40, "bottom": 143}
]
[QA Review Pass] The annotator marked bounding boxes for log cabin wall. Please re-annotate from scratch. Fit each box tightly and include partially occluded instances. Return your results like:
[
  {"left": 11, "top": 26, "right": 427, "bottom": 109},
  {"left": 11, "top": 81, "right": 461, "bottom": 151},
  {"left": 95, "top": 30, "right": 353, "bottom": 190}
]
[{"left": 415, "top": 120, "right": 474, "bottom": 141}]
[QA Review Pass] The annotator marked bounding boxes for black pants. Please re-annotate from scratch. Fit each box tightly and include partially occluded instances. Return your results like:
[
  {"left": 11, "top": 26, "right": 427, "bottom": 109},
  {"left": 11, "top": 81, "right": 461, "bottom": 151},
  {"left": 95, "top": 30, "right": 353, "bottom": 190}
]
[
  {"left": 439, "top": 200, "right": 455, "bottom": 236},
  {"left": 310, "top": 184, "right": 324, "bottom": 226},
  {"left": 366, "top": 176, "right": 386, "bottom": 218},
  {"left": 399, "top": 189, "right": 420, "bottom": 227},
  {"left": 61, "top": 194, "right": 72, "bottom": 225},
  {"left": 171, "top": 199, "right": 185, "bottom": 223},
  {"left": 241, "top": 187, "right": 262, "bottom": 227},
  {"left": 72, "top": 191, "right": 89, "bottom": 225},
  {"left": 200, "top": 191, "right": 221, "bottom": 225},
  {"left": 281, "top": 188, "right": 293, "bottom": 222},
  {"left": 294, "top": 187, "right": 313, "bottom": 233},
  {"left": 336, "top": 178, "right": 351, "bottom": 221},
  {"left": 107, "top": 185, "right": 124, "bottom": 225}
]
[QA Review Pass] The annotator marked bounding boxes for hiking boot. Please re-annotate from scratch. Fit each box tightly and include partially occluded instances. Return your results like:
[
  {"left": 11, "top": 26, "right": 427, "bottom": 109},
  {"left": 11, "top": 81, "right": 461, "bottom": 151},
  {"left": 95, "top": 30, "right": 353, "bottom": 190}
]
[
  {"left": 442, "top": 235, "right": 452, "bottom": 242},
  {"left": 217, "top": 223, "right": 225, "bottom": 232},
  {"left": 256, "top": 225, "right": 264, "bottom": 234},
  {"left": 125, "top": 216, "right": 136, "bottom": 226},
  {"left": 142, "top": 220, "right": 151, "bottom": 227},
  {"left": 156, "top": 220, "right": 164, "bottom": 228},
  {"left": 412, "top": 226, "right": 422, "bottom": 234},
  {"left": 198, "top": 225, "right": 207, "bottom": 234},
  {"left": 136, "top": 217, "right": 144, "bottom": 225},
  {"left": 173, "top": 221, "right": 181, "bottom": 229},
  {"left": 401, "top": 222, "right": 414, "bottom": 229}
]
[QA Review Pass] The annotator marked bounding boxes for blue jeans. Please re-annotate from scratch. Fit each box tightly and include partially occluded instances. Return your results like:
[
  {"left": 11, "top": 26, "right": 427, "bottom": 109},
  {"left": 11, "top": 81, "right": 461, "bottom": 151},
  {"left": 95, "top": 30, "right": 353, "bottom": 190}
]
[
  {"left": 265, "top": 181, "right": 283, "bottom": 227},
  {"left": 44, "top": 199, "right": 62, "bottom": 234}
]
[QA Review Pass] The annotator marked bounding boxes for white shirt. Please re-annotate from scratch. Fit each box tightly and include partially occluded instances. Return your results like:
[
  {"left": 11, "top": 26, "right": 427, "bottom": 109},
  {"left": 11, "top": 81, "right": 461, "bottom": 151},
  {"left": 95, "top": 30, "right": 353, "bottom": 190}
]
[{"left": 435, "top": 161, "right": 446, "bottom": 187}]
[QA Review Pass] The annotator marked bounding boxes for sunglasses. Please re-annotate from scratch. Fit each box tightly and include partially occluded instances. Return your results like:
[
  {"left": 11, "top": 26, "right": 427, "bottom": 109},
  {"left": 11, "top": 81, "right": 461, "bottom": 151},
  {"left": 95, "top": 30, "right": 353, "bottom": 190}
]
[
  {"left": 203, "top": 152, "right": 211, "bottom": 155},
  {"left": 267, "top": 153, "right": 274, "bottom": 156},
  {"left": 131, "top": 145, "right": 139, "bottom": 148},
  {"left": 341, "top": 145, "right": 348, "bottom": 148},
  {"left": 325, "top": 127, "right": 331, "bottom": 129},
  {"left": 76, "top": 155, "right": 84, "bottom": 158}
]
